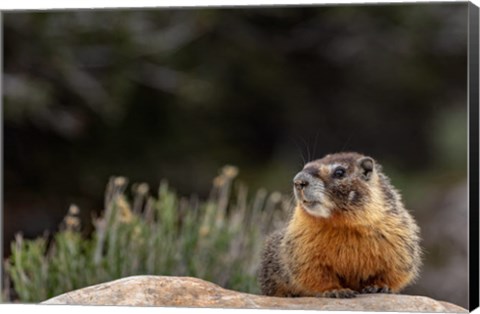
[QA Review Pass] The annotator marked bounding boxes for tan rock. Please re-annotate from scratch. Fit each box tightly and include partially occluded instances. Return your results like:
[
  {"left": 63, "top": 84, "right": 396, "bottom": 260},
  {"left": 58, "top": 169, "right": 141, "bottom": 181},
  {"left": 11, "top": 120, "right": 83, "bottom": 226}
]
[{"left": 42, "top": 275, "right": 467, "bottom": 312}]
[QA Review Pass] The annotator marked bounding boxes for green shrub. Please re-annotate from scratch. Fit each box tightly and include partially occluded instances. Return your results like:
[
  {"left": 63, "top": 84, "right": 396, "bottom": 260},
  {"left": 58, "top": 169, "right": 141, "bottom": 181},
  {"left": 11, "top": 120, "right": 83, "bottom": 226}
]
[{"left": 3, "top": 166, "right": 290, "bottom": 303}]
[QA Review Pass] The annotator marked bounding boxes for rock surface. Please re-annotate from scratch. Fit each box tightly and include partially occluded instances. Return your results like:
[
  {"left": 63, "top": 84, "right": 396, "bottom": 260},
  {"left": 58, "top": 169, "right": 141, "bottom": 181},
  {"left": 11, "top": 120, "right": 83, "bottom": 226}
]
[{"left": 42, "top": 275, "right": 467, "bottom": 312}]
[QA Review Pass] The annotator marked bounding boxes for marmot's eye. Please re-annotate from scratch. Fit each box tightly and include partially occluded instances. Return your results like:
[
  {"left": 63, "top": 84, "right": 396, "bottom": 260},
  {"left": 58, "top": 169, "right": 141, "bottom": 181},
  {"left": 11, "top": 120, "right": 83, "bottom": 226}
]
[{"left": 333, "top": 167, "right": 346, "bottom": 179}]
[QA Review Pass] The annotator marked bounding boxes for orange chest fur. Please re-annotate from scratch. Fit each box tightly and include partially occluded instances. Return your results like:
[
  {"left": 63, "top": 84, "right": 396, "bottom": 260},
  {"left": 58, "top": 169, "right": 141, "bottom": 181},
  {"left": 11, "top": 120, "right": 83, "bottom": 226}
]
[{"left": 285, "top": 209, "right": 395, "bottom": 289}]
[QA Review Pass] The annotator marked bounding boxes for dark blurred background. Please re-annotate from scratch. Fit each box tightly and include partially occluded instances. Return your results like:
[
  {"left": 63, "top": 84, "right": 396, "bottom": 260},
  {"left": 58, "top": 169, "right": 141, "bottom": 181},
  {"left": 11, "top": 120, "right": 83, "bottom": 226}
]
[{"left": 3, "top": 3, "right": 468, "bottom": 307}]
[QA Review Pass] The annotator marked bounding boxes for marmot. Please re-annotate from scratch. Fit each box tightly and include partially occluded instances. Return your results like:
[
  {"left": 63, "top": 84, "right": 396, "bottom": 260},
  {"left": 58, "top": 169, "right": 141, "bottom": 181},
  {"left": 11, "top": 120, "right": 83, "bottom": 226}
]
[{"left": 258, "top": 152, "right": 421, "bottom": 298}]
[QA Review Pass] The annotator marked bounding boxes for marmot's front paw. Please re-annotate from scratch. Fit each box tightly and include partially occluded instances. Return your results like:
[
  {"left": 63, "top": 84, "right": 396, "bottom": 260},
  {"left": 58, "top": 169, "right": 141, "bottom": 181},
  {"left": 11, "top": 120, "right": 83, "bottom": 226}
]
[
  {"left": 316, "top": 288, "right": 357, "bottom": 298},
  {"left": 361, "top": 285, "right": 391, "bottom": 294}
]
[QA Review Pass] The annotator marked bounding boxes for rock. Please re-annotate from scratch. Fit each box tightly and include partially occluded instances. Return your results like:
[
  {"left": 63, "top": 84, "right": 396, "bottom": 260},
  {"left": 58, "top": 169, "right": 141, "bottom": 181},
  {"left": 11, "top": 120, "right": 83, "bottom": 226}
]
[{"left": 42, "top": 276, "right": 467, "bottom": 312}]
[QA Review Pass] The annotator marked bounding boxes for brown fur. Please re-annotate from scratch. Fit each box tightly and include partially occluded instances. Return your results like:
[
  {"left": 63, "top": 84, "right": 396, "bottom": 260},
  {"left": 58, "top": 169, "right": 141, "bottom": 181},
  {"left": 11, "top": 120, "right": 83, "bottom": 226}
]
[{"left": 258, "top": 152, "right": 421, "bottom": 298}]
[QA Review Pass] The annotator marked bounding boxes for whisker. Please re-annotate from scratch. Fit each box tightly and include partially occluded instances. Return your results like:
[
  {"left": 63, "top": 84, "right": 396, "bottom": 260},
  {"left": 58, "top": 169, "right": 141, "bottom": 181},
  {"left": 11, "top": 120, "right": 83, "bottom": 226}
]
[
  {"left": 288, "top": 193, "right": 296, "bottom": 207},
  {"left": 290, "top": 136, "right": 306, "bottom": 167},
  {"left": 298, "top": 136, "right": 311, "bottom": 163}
]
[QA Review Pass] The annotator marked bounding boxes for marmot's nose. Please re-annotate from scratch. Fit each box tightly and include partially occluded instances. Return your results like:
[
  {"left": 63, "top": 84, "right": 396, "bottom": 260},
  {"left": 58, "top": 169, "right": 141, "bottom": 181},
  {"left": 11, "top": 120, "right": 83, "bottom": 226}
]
[{"left": 293, "top": 172, "right": 310, "bottom": 190}]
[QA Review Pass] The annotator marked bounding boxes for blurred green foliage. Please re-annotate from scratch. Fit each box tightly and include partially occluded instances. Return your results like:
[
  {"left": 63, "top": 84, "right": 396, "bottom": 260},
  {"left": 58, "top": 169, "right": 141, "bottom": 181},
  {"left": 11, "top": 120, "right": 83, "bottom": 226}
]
[{"left": 4, "top": 166, "right": 288, "bottom": 302}]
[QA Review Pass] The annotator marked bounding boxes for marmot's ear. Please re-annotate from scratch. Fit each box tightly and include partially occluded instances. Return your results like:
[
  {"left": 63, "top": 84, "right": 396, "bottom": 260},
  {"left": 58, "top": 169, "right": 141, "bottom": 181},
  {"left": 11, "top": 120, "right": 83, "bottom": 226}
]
[{"left": 359, "top": 157, "right": 374, "bottom": 180}]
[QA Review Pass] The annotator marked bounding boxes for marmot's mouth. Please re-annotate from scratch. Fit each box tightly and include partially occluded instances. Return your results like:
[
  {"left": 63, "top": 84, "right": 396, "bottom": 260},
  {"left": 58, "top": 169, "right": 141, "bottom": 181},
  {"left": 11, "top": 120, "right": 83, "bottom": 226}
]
[{"left": 299, "top": 199, "right": 331, "bottom": 218}]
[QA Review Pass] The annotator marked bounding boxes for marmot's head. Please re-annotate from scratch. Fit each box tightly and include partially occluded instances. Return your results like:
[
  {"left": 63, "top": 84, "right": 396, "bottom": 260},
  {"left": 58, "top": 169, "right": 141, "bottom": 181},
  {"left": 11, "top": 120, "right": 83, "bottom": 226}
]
[{"left": 293, "top": 152, "right": 380, "bottom": 218}]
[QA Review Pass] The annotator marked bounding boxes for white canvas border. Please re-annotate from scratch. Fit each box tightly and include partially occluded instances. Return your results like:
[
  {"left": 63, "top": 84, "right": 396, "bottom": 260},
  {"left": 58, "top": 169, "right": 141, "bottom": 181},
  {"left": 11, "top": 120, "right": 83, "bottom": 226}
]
[{"left": 0, "top": 1, "right": 477, "bottom": 314}]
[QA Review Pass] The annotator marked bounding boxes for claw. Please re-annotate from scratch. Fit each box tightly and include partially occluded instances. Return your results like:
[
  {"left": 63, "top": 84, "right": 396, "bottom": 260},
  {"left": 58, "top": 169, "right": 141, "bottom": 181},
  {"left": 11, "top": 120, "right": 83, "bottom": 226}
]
[
  {"left": 361, "top": 285, "right": 391, "bottom": 294},
  {"left": 316, "top": 289, "right": 357, "bottom": 298}
]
